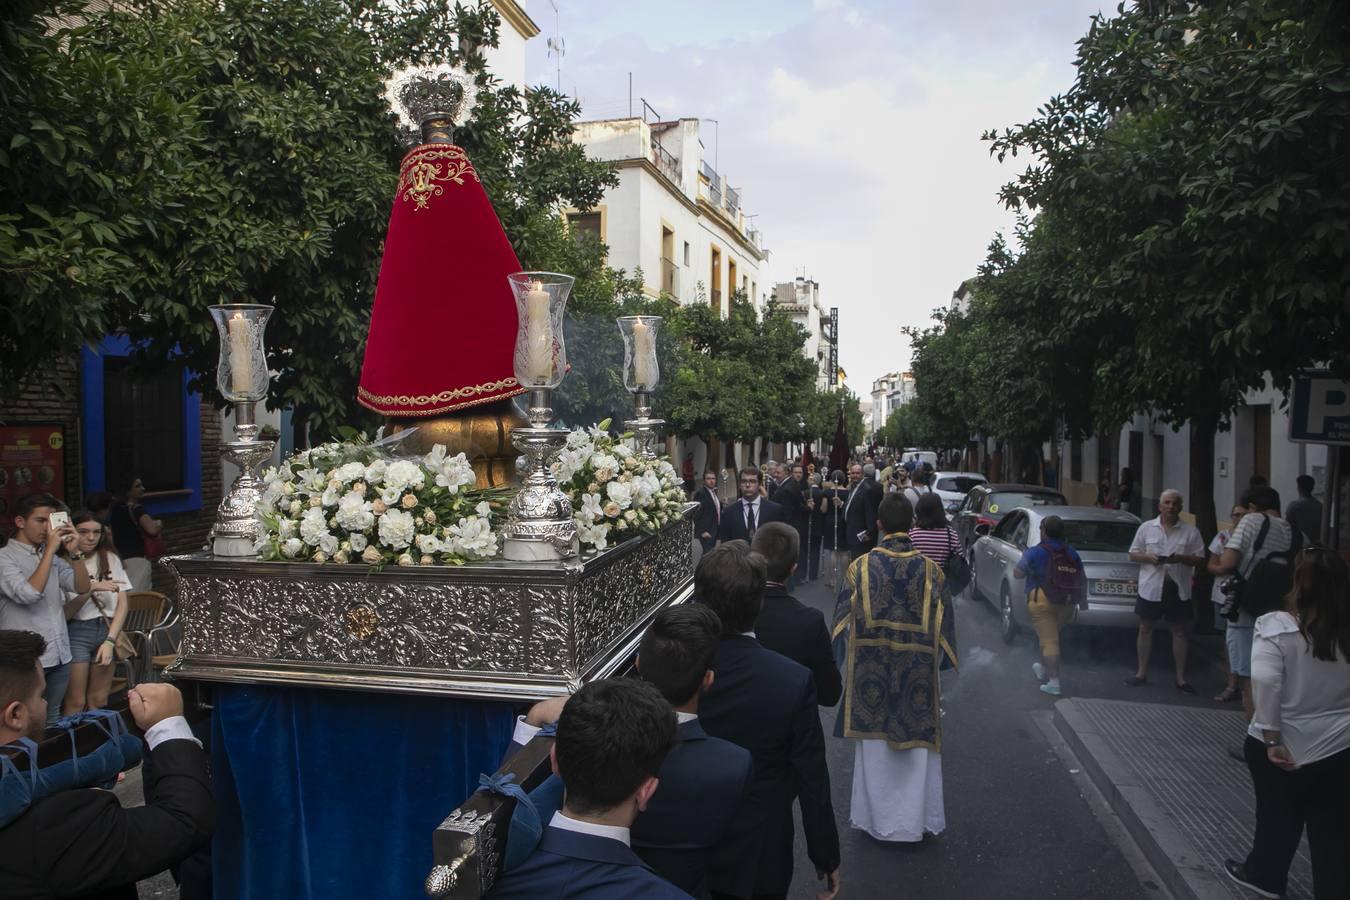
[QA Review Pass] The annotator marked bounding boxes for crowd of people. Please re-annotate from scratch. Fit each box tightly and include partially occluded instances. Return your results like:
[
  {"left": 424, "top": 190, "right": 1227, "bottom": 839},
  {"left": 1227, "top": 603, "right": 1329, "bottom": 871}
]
[{"left": 0, "top": 485, "right": 161, "bottom": 724}]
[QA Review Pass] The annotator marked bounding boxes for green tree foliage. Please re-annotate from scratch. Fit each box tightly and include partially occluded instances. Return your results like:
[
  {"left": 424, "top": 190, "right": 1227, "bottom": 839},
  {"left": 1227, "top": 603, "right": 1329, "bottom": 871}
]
[
  {"left": 0, "top": 0, "right": 615, "bottom": 433},
  {"left": 909, "top": 0, "right": 1349, "bottom": 534}
]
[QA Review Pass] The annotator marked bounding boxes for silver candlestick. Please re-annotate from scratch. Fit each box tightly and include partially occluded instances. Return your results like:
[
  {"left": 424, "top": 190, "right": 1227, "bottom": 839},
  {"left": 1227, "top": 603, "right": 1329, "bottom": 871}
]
[
  {"left": 617, "top": 316, "right": 664, "bottom": 459},
  {"left": 502, "top": 273, "right": 578, "bottom": 561},
  {"left": 502, "top": 387, "right": 577, "bottom": 561},
  {"left": 208, "top": 303, "right": 274, "bottom": 557}
]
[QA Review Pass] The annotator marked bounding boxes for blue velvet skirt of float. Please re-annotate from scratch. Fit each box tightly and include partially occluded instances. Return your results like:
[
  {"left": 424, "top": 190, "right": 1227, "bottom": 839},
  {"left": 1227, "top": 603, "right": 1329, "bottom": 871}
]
[{"left": 209, "top": 682, "right": 515, "bottom": 900}]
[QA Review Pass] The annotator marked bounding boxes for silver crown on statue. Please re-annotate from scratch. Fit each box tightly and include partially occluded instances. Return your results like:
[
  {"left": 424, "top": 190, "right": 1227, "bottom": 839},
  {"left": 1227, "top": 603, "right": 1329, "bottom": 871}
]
[{"left": 384, "top": 64, "right": 479, "bottom": 144}]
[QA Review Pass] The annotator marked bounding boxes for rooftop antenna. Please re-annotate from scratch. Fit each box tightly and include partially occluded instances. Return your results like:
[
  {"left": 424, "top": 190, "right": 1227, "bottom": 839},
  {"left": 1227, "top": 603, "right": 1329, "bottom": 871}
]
[{"left": 547, "top": 0, "right": 565, "bottom": 93}]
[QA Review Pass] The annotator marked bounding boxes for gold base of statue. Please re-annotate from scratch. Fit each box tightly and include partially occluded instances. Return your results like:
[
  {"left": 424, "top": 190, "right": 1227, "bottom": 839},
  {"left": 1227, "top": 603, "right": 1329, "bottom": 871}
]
[{"left": 386, "top": 398, "right": 526, "bottom": 489}]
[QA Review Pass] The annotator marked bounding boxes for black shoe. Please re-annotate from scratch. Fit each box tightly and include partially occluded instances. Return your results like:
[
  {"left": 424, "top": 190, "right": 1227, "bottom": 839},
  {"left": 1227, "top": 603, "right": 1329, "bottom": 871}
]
[
  {"left": 1175, "top": 681, "right": 1197, "bottom": 695},
  {"left": 1124, "top": 675, "right": 1148, "bottom": 687},
  {"left": 1223, "top": 860, "right": 1281, "bottom": 899}
]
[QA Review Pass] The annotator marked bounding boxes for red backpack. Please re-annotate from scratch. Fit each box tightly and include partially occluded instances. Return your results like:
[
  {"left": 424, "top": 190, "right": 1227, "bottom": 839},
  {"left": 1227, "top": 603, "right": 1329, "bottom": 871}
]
[{"left": 1042, "top": 543, "right": 1084, "bottom": 605}]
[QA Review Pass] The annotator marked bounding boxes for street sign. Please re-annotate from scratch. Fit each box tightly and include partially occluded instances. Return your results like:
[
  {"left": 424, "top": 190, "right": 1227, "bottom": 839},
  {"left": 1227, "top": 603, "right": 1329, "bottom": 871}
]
[{"left": 1289, "top": 374, "right": 1350, "bottom": 445}]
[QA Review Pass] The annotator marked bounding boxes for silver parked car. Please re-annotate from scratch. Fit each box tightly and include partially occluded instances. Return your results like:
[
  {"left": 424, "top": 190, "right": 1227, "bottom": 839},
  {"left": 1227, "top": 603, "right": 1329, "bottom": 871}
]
[
  {"left": 968, "top": 505, "right": 1142, "bottom": 642},
  {"left": 932, "top": 471, "right": 987, "bottom": 516}
]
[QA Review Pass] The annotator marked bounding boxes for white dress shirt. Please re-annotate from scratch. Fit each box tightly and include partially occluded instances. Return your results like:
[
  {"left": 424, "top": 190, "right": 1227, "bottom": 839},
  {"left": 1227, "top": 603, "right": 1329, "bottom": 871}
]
[
  {"left": 549, "top": 811, "right": 631, "bottom": 847},
  {"left": 143, "top": 715, "right": 203, "bottom": 750},
  {"left": 1249, "top": 611, "right": 1350, "bottom": 766},
  {"left": 1129, "top": 517, "right": 1204, "bottom": 601}
]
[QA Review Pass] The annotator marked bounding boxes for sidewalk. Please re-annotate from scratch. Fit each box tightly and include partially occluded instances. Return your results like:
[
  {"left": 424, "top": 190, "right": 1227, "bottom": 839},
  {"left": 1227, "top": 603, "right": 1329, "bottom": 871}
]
[{"left": 1055, "top": 698, "right": 1314, "bottom": 900}]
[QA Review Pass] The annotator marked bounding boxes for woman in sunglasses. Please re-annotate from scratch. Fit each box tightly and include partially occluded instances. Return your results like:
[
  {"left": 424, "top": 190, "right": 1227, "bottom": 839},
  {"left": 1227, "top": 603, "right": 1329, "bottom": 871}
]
[{"left": 1225, "top": 547, "right": 1350, "bottom": 899}]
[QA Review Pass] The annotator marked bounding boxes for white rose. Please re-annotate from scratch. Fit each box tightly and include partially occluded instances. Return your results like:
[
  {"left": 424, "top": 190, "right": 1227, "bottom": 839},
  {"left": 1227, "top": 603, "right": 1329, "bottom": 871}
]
[
  {"left": 281, "top": 537, "right": 304, "bottom": 558},
  {"left": 397, "top": 552, "right": 415, "bottom": 567},
  {"left": 371, "top": 498, "right": 387, "bottom": 515},
  {"left": 321, "top": 486, "right": 341, "bottom": 508},
  {"left": 349, "top": 533, "right": 368, "bottom": 552},
  {"left": 289, "top": 499, "right": 303, "bottom": 515},
  {"left": 332, "top": 549, "right": 350, "bottom": 564},
  {"left": 361, "top": 545, "right": 381, "bottom": 564},
  {"left": 419, "top": 555, "right": 436, "bottom": 566},
  {"left": 381, "top": 485, "right": 401, "bottom": 506},
  {"left": 318, "top": 533, "right": 340, "bottom": 556},
  {"left": 351, "top": 481, "right": 367, "bottom": 497},
  {"left": 311, "top": 550, "right": 327, "bottom": 563},
  {"left": 377, "top": 508, "right": 417, "bottom": 550},
  {"left": 606, "top": 480, "right": 634, "bottom": 510},
  {"left": 565, "top": 429, "right": 591, "bottom": 449},
  {"left": 309, "top": 495, "right": 323, "bottom": 508},
  {"left": 603, "top": 501, "right": 621, "bottom": 518},
  {"left": 423, "top": 510, "right": 437, "bottom": 525},
  {"left": 364, "top": 459, "right": 387, "bottom": 484},
  {"left": 612, "top": 443, "right": 633, "bottom": 460},
  {"left": 401, "top": 492, "right": 418, "bottom": 509},
  {"left": 416, "top": 533, "right": 442, "bottom": 555}
]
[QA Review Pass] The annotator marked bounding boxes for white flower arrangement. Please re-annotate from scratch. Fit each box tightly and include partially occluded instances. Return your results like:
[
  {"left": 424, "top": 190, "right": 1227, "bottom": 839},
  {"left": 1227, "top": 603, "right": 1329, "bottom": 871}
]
[
  {"left": 257, "top": 434, "right": 507, "bottom": 567},
  {"left": 553, "top": 419, "right": 689, "bottom": 552}
]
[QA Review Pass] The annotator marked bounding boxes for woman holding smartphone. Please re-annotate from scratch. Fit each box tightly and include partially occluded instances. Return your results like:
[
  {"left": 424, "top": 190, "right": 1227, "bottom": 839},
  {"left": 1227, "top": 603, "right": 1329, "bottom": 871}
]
[{"left": 61, "top": 509, "right": 130, "bottom": 713}]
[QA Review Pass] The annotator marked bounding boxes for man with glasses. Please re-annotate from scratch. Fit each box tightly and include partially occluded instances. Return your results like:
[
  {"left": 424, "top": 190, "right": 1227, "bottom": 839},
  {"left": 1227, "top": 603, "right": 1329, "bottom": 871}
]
[{"left": 717, "top": 467, "right": 783, "bottom": 544}]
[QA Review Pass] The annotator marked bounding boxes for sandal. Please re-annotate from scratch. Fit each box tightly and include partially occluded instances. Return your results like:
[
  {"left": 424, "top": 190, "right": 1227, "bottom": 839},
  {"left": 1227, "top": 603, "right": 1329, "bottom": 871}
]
[
  {"left": 1213, "top": 687, "right": 1239, "bottom": 703},
  {"left": 1124, "top": 675, "right": 1148, "bottom": 687}
]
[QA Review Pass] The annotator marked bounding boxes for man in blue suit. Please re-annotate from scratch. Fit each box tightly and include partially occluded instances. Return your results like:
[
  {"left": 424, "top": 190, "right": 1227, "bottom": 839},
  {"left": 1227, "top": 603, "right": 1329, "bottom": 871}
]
[
  {"left": 696, "top": 543, "right": 842, "bottom": 900},
  {"left": 717, "top": 468, "right": 784, "bottom": 544},
  {"left": 504, "top": 605, "right": 754, "bottom": 897},
  {"left": 486, "top": 679, "right": 686, "bottom": 900}
]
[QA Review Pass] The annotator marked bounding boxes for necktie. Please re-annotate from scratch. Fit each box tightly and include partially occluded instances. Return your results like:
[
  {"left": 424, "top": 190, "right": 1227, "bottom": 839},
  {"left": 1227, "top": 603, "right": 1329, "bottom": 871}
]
[{"left": 745, "top": 500, "right": 757, "bottom": 537}]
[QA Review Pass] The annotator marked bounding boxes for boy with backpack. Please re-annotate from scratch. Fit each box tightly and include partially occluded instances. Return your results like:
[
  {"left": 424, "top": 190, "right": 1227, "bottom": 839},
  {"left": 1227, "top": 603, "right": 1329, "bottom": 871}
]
[
  {"left": 1209, "top": 486, "right": 1301, "bottom": 724},
  {"left": 1015, "top": 515, "right": 1088, "bottom": 696}
]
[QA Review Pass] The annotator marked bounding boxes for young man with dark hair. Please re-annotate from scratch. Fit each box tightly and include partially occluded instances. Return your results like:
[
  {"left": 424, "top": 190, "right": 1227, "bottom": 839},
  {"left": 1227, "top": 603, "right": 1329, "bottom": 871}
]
[
  {"left": 489, "top": 678, "right": 686, "bottom": 899},
  {"left": 696, "top": 543, "right": 841, "bottom": 900},
  {"left": 0, "top": 493, "right": 105, "bottom": 724},
  {"left": 505, "top": 606, "right": 753, "bottom": 896},
  {"left": 750, "top": 523, "right": 842, "bottom": 706},
  {"left": 717, "top": 468, "right": 783, "bottom": 544},
  {"left": 0, "top": 630, "right": 214, "bottom": 898},
  {"left": 694, "top": 470, "right": 723, "bottom": 554},
  {"left": 833, "top": 492, "right": 956, "bottom": 844}
]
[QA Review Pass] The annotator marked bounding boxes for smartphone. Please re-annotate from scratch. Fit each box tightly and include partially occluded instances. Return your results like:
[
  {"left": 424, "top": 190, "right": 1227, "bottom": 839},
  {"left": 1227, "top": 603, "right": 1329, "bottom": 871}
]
[
  {"left": 48, "top": 510, "right": 71, "bottom": 532},
  {"left": 1156, "top": 554, "right": 1172, "bottom": 564}
]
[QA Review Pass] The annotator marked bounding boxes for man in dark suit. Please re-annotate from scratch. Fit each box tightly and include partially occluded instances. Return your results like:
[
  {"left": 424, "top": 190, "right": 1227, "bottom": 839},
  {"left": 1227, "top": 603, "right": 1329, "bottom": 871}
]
[
  {"left": 504, "top": 606, "right": 754, "bottom": 897},
  {"left": 774, "top": 464, "right": 809, "bottom": 589},
  {"left": 863, "top": 462, "right": 884, "bottom": 509},
  {"left": 0, "top": 630, "right": 214, "bottom": 900},
  {"left": 488, "top": 679, "right": 686, "bottom": 900},
  {"left": 694, "top": 470, "right": 723, "bottom": 554},
  {"left": 696, "top": 544, "right": 841, "bottom": 900},
  {"left": 717, "top": 467, "right": 783, "bottom": 544},
  {"left": 843, "top": 463, "right": 878, "bottom": 560},
  {"left": 750, "top": 524, "right": 842, "bottom": 707}
]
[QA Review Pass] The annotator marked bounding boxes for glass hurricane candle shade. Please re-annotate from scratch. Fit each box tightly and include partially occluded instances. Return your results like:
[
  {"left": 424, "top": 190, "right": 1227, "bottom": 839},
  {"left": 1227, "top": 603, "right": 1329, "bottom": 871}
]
[
  {"left": 617, "top": 315, "right": 662, "bottom": 392},
  {"left": 209, "top": 304, "right": 273, "bottom": 403},
  {"left": 508, "top": 273, "right": 574, "bottom": 390}
]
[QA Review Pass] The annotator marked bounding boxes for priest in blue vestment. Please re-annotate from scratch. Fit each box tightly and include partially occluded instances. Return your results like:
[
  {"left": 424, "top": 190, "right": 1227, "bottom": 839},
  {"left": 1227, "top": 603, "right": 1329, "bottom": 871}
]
[{"left": 832, "top": 493, "right": 957, "bottom": 842}]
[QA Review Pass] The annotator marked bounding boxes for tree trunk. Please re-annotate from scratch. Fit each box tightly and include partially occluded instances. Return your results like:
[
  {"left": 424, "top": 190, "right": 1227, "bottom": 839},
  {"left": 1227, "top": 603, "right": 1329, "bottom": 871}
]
[{"left": 1189, "top": 416, "right": 1219, "bottom": 634}]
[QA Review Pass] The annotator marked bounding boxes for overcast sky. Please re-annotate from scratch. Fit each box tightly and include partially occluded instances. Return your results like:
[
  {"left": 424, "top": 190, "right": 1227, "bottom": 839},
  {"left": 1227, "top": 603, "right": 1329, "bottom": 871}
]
[{"left": 523, "top": 0, "right": 1107, "bottom": 396}]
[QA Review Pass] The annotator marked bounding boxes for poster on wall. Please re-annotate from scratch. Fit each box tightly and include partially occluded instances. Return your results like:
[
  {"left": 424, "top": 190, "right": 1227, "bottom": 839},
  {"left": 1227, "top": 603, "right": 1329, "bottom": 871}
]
[{"left": 0, "top": 424, "right": 66, "bottom": 538}]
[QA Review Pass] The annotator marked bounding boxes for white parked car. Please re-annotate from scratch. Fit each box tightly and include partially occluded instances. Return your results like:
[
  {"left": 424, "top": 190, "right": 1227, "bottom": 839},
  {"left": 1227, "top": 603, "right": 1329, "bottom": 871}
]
[
  {"left": 931, "top": 471, "right": 987, "bottom": 516},
  {"left": 968, "top": 505, "right": 1143, "bottom": 643}
]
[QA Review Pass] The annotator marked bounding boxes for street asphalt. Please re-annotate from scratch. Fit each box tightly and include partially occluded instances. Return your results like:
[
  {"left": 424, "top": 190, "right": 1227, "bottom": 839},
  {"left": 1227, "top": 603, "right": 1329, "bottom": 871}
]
[{"left": 785, "top": 573, "right": 1233, "bottom": 900}]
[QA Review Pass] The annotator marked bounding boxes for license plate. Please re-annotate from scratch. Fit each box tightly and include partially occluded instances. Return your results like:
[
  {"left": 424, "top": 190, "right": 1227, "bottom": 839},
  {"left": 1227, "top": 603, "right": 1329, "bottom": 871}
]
[{"left": 1092, "top": 579, "right": 1137, "bottom": 596}]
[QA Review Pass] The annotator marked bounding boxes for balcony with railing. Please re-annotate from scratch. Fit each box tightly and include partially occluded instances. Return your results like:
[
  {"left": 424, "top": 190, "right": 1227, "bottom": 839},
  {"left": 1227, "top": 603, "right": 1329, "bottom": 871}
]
[
  {"left": 661, "top": 257, "right": 679, "bottom": 297},
  {"left": 650, "top": 138, "right": 681, "bottom": 185},
  {"left": 725, "top": 186, "right": 741, "bottom": 219}
]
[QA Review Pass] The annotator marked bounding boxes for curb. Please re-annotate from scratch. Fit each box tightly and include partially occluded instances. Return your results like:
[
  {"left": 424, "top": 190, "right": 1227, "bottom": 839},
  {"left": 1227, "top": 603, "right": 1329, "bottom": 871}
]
[{"left": 1053, "top": 699, "right": 1234, "bottom": 900}]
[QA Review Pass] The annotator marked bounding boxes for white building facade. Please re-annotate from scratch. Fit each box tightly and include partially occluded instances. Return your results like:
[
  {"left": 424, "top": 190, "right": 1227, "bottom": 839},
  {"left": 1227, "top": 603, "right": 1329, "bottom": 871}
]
[
  {"left": 772, "top": 278, "right": 830, "bottom": 390},
  {"left": 570, "top": 117, "right": 769, "bottom": 315}
]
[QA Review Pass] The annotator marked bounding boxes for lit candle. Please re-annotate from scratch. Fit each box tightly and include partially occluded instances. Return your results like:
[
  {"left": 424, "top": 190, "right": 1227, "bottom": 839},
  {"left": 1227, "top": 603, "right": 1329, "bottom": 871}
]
[
  {"left": 632, "top": 319, "right": 655, "bottom": 388},
  {"left": 525, "top": 281, "right": 553, "bottom": 382},
  {"left": 227, "top": 313, "right": 252, "bottom": 395}
]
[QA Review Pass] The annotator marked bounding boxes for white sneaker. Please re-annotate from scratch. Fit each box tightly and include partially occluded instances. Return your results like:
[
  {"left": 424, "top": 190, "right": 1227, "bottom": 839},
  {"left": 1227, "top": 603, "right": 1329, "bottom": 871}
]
[
  {"left": 1032, "top": 662, "right": 1046, "bottom": 683},
  {"left": 1040, "top": 682, "right": 1062, "bottom": 696}
]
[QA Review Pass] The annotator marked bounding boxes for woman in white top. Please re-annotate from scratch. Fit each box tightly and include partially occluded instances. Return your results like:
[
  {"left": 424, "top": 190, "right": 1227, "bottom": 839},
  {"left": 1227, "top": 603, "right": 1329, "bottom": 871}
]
[
  {"left": 1224, "top": 548, "right": 1350, "bottom": 900},
  {"left": 61, "top": 509, "right": 131, "bottom": 714}
]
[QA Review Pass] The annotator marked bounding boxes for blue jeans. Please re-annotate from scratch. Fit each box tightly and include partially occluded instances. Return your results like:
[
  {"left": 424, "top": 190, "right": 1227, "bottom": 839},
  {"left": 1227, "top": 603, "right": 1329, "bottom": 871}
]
[{"left": 43, "top": 662, "right": 70, "bottom": 726}]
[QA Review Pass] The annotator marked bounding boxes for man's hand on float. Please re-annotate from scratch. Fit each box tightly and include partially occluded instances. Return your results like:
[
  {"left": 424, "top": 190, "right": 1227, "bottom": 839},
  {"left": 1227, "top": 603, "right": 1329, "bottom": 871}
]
[
  {"left": 128, "top": 682, "right": 185, "bottom": 731},
  {"left": 526, "top": 695, "right": 569, "bottom": 727}
]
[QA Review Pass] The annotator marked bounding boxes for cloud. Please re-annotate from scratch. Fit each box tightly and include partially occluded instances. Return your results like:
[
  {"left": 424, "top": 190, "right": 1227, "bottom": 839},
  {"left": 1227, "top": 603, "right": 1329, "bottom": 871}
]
[{"left": 525, "top": 0, "right": 1105, "bottom": 393}]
